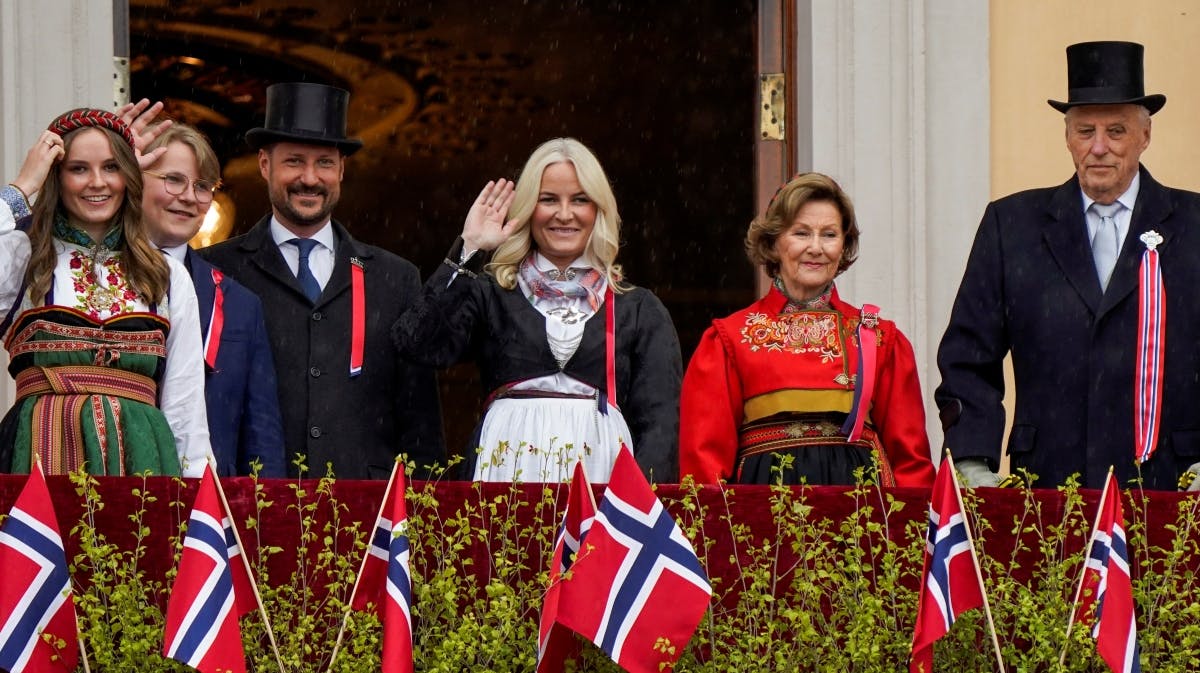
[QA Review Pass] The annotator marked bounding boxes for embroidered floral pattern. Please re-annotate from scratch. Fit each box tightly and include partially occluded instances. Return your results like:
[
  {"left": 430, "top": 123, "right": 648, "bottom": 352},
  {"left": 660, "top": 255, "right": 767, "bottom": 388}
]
[
  {"left": 68, "top": 249, "right": 138, "bottom": 319},
  {"left": 741, "top": 310, "right": 843, "bottom": 360}
]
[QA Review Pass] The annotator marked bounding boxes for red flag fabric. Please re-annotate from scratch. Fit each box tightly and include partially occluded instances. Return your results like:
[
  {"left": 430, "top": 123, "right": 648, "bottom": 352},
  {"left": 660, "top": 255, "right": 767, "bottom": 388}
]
[
  {"left": 910, "top": 459, "right": 986, "bottom": 673},
  {"left": 0, "top": 464, "right": 79, "bottom": 673},
  {"left": 163, "top": 464, "right": 257, "bottom": 673},
  {"left": 349, "top": 463, "right": 413, "bottom": 673},
  {"left": 1073, "top": 472, "right": 1141, "bottom": 673},
  {"left": 537, "top": 461, "right": 598, "bottom": 673},
  {"left": 556, "top": 446, "right": 711, "bottom": 673}
]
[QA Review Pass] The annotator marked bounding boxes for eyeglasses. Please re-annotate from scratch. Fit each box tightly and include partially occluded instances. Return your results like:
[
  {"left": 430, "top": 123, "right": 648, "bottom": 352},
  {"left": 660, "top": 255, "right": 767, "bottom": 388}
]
[{"left": 144, "top": 170, "right": 220, "bottom": 203}]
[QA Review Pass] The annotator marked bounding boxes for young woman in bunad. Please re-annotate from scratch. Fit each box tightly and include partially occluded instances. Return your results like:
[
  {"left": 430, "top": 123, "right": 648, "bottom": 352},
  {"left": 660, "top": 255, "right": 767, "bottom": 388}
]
[
  {"left": 679, "top": 172, "right": 934, "bottom": 487},
  {"left": 0, "top": 107, "right": 211, "bottom": 477},
  {"left": 394, "top": 138, "right": 681, "bottom": 483}
]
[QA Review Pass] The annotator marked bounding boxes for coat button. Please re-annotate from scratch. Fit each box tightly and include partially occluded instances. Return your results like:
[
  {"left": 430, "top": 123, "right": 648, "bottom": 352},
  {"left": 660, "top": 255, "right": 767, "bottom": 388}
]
[
  {"left": 309, "top": 366, "right": 321, "bottom": 378},
  {"left": 312, "top": 311, "right": 323, "bottom": 321},
  {"left": 309, "top": 426, "right": 322, "bottom": 438}
]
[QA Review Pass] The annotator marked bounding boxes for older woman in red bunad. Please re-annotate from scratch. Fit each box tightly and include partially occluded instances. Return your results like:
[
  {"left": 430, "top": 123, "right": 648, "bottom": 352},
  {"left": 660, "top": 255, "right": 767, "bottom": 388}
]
[{"left": 679, "top": 173, "right": 934, "bottom": 487}]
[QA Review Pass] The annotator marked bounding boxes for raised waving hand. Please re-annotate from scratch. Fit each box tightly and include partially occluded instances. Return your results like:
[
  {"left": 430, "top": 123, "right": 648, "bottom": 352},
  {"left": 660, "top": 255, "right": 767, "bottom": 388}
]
[{"left": 461, "top": 179, "right": 520, "bottom": 254}]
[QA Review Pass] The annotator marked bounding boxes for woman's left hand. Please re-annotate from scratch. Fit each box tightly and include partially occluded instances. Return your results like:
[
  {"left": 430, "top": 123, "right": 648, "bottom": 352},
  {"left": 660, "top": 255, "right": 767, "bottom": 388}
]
[{"left": 116, "top": 98, "right": 173, "bottom": 169}]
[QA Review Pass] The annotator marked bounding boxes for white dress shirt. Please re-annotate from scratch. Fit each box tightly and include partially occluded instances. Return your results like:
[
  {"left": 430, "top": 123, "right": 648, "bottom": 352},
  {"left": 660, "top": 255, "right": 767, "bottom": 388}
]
[{"left": 159, "top": 242, "right": 189, "bottom": 264}]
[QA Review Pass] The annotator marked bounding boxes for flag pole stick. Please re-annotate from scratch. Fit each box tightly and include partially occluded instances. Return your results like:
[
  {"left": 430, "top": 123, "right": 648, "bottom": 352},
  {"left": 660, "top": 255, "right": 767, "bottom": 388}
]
[
  {"left": 77, "top": 623, "right": 92, "bottom": 671},
  {"left": 34, "top": 454, "right": 91, "bottom": 673},
  {"left": 327, "top": 458, "right": 402, "bottom": 671},
  {"left": 1058, "top": 466, "right": 1114, "bottom": 667},
  {"left": 210, "top": 461, "right": 288, "bottom": 673},
  {"left": 578, "top": 458, "right": 598, "bottom": 513},
  {"left": 946, "top": 451, "right": 1007, "bottom": 673}
]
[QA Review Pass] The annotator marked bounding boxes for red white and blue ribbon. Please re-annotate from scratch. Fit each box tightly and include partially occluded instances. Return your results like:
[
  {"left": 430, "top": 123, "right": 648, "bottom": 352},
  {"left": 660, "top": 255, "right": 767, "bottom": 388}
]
[
  {"left": 1135, "top": 231, "right": 1165, "bottom": 464},
  {"left": 204, "top": 269, "right": 225, "bottom": 370},
  {"left": 350, "top": 258, "right": 365, "bottom": 378},
  {"left": 841, "top": 304, "right": 880, "bottom": 442}
]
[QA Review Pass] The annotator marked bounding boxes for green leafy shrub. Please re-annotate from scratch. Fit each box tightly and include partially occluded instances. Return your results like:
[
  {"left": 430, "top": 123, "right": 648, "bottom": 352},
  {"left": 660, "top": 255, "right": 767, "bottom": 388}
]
[{"left": 11, "top": 466, "right": 1195, "bottom": 671}]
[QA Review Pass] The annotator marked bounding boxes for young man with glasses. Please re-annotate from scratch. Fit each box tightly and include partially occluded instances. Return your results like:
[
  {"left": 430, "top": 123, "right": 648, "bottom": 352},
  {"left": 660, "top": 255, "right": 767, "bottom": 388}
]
[{"left": 143, "top": 122, "right": 286, "bottom": 478}]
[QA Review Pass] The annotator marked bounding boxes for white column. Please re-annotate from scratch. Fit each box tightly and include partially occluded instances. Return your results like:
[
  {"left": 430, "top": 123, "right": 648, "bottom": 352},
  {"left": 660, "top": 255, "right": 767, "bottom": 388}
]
[
  {"left": 796, "top": 0, "right": 991, "bottom": 453},
  {"left": 0, "top": 0, "right": 117, "bottom": 411}
]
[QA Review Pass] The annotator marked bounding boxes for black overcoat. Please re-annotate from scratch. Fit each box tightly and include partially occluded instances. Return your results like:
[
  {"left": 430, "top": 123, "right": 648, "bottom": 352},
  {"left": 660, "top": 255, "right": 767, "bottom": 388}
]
[
  {"left": 936, "top": 167, "right": 1200, "bottom": 489},
  {"left": 392, "top": 244, "right": 682, "bottom": 482},
  {"left": 200, "top": 216, "right": 445, "bottom": 479}
]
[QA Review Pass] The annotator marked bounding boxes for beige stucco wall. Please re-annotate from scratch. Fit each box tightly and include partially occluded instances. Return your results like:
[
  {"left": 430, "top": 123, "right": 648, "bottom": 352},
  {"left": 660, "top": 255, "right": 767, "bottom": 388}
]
[{"left": 992, "top": 3, "right": 1200, "bottom": 199}]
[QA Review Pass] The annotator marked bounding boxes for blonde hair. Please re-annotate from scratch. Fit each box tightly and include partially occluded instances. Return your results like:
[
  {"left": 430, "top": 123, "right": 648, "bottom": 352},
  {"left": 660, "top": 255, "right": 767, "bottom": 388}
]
[
  {"left": 488, "top": 138, "right": 628, "bottom": 292},
  {"left": 27, "top": 126, "right": 169, "bottom": 304},
  {"left": 144, "top": 122, "right": 221, "bottom": 183}
]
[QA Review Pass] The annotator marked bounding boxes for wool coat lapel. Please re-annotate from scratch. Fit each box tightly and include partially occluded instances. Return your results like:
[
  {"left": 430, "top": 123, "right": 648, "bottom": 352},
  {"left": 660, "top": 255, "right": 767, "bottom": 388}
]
[
  {"left": 1098, "top": 168, "right": 1175, "bottom": 319},
  {"left": 186, "top": 248, "right": 216, "bottom": 338},
  {"left": 237, "top": 217, "right": 313, "bottom": 303},
  {"left": 316, "top": 226, "right": 375, "bottom": 310},
  {"left": 1042, "top": 178, "right": 1103, "bottom": 314}
]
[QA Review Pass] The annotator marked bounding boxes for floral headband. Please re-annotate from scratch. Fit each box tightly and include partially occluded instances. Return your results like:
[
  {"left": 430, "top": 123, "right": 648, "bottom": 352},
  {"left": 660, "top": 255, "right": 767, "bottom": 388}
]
[{"left": 47, "top": 108, "right": 135, "bottom": 149}]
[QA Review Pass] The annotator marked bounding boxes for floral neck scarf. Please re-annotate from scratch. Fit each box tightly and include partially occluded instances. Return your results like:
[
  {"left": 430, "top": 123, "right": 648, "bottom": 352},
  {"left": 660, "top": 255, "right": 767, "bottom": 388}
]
[
  {"left": 775, "top": 276, "right": 832, "bottom": 313},
  {"left": 518, "top": 255, "right": 606, "bottom": 311}
]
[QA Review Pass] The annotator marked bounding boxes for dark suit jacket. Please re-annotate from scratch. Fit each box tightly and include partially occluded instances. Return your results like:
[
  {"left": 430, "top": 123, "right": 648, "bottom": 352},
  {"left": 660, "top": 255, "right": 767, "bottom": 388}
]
[
  {"left": 200, "top": 216, "right": 445, "bottom": 479},
  {"left": 936, "top": 167, "right": 1200, "bottom": 489},
  {"left": 184, "top": 248, "right": 286, "bottom": 478}
]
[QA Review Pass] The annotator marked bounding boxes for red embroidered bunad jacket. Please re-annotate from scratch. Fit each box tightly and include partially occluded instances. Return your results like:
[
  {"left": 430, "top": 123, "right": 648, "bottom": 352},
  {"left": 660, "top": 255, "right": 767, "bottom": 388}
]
[{"left": 679, "top": 285, "right": 934, "bottom": 487}]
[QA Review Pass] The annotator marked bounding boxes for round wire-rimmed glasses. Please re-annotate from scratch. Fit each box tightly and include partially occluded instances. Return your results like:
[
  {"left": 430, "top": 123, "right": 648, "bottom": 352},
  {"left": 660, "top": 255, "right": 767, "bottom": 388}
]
[{"left": 144, "top": 170, "right": 220, "bottom": 204}]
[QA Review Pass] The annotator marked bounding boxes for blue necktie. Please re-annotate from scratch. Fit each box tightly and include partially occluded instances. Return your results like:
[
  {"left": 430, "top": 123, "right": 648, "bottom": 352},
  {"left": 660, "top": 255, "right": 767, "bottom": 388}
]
[
  {"left": 289, "top": 238, "right": 322, "bottom": 303},
  {"left": 1091, "top": 202, "right": 1122, "bottom": 292}
]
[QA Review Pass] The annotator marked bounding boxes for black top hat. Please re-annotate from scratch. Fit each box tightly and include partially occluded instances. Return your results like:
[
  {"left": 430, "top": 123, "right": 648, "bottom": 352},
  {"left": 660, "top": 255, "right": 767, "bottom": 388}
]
[
  {"left": 245, "top": 82, "right": 364, "bottom": 155},
  {"left": 1047, "top": 41, "right": 1165, "bottom": 115}
]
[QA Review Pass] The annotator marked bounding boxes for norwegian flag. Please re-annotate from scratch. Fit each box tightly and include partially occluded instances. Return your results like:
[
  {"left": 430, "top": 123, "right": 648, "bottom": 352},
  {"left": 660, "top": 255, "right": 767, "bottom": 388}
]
[
  {"left": 555, "top": 446, "right": 711, "bottom": 673},
  {"left": 163, "top": 464, "right": 257, "bottom": 673},
  {"left": 0, "top": 464, "right": 78, "bottom": 673},
  {"left": 349, "top": 462, "right": 413, "bottom": 673},
  {"left": 910, "top": 458, "right": 986, "bottom": 673},
  {"left": 537, "top": 461, "right": 598, "bottom": 673},
  {"left": 1069, "top": 472, "right": 1141, "bottom": 673}
]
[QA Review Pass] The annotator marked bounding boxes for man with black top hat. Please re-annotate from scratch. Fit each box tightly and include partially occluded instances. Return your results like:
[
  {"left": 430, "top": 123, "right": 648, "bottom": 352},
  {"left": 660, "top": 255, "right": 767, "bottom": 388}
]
[
  {"left": 937, "top": 41, "right": 1200, "bottom": 490},
  {"left": 201, "top": 82, "right": 445, "bottom": 479}
]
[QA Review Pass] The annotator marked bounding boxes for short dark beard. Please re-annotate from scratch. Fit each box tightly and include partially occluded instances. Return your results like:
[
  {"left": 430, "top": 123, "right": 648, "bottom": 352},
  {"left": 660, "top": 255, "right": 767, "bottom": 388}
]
[{"left": 271, "top": 184, "right": 338, "bottom": 229}]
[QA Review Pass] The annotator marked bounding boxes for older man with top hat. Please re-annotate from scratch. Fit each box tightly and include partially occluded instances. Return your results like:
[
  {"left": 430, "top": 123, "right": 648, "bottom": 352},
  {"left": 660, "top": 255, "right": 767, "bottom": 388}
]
[
  {"left": 937, "top": 41, "right": 1200, "bottom": 490},
  {"left": 201, "top": 82, "right": 445, "bottom": 479}
]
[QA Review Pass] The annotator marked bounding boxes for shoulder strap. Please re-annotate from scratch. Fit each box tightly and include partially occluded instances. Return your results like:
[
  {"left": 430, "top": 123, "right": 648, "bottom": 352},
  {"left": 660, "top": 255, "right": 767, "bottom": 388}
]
[
  {"left": 840, "top": 303, "right": 880, "bottom": 442},
  {"left": 603, "top": 284, "right": 618, "bottom": 411}
]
